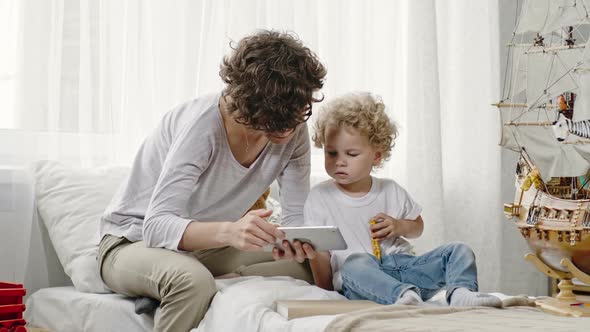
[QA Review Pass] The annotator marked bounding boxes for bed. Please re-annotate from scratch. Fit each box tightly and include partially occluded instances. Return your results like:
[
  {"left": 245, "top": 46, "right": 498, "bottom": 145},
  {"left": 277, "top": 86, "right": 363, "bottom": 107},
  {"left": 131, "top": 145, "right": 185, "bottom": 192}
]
[
  {"left": 21, "top": 161, "right": 590, "bottom": 331},
  {"left": 25, "top": 277, "right": 342, "bottom": 332}
]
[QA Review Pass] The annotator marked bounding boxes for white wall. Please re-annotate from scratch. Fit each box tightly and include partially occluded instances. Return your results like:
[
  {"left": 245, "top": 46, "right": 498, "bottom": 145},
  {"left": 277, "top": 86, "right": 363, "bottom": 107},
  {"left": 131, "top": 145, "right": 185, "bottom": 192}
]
[
  {"left": 0, "top": 167, "right": 33, "bottom": 282},
  {"left": 0, "top": 165, "right": 71, "bottom": 297}
]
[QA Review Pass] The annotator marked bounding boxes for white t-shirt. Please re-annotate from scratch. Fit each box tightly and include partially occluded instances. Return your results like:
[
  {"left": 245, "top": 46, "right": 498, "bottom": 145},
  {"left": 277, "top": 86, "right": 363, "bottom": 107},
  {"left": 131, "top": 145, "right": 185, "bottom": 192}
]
[
  {"left": 303, "top": 177, "right": 422, "bottom": 290},
  {"left": 100, "top": 92, "right": 311, "bottom": 251}
]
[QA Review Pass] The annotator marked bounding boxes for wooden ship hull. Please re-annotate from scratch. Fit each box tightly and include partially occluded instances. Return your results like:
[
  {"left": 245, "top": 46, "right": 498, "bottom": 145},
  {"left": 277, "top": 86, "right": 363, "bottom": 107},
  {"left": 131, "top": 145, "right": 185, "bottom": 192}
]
[
  {"left": 522, "top": 228, "right": 590, "bottom": 275},
  {"left": 504, "top": 151, "right": 590, "bottom": 278}
]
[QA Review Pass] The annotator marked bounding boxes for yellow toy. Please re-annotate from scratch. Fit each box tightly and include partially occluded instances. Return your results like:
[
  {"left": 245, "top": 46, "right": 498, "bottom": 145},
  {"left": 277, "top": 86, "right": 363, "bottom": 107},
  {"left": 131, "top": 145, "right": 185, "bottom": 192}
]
[
  {"left": 369, "top": 220, "right": 381, "bottom": 262},
  {"left": 249, "top": 187, "right": 270, "bottom": 211}
]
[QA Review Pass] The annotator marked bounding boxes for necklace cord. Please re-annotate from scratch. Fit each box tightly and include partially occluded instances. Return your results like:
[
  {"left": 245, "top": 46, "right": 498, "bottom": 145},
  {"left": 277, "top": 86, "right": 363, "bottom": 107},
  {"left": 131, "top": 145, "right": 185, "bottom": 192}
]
[{"left": 243, "top": 126, "right": 250, "bottom": 153}]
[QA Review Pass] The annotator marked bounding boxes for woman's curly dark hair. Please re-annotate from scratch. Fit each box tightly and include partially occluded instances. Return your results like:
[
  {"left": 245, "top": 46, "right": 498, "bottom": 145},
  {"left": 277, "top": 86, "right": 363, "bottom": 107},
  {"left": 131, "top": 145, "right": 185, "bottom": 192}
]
[{"left": 220, "top": 30, "right": 327, "bottom": 133}]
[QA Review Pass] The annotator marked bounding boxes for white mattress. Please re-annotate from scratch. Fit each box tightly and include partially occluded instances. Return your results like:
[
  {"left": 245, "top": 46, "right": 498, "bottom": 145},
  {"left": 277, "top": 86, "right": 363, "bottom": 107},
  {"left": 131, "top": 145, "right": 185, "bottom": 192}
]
[{"left": 25, "top": 286, "right": 154, "bottom": 332}]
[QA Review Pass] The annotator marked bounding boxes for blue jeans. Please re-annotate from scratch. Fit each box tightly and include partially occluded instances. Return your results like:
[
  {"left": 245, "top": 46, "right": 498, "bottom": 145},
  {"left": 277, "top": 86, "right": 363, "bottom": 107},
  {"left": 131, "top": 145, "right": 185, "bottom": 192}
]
[{"left": 340, "top": 241, "right": 478, "bottom": 304}]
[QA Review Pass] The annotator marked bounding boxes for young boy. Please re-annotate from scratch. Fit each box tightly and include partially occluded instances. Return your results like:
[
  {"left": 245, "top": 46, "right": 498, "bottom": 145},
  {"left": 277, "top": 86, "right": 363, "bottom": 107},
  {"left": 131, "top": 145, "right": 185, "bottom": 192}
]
[{"left": 303, "top": 92, "right": 502, "bottom": 307}]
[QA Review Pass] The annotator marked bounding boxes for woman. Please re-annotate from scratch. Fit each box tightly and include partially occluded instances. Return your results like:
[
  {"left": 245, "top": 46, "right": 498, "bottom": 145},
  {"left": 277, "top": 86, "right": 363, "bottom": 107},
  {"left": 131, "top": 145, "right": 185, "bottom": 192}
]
[{"left": 98, "top": 30, "right": 326, "bottom": 332}]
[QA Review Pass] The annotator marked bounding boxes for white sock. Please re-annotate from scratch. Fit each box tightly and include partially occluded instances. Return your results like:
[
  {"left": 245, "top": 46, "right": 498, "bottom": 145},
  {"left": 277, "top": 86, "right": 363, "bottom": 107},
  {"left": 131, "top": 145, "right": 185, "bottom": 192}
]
[
  {"left": 395, "top": 289, "right": 424, "bottom": 306},
  {"left": 450, "top": 287, "right": 502, "bottom": 308}
]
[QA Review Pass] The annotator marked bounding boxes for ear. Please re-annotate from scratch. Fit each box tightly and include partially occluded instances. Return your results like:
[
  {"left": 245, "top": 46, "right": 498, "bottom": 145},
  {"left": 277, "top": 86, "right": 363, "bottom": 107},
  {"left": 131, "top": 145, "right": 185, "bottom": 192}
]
[{"left": 373, "top": 151, "right": 382, "bottom": 165}]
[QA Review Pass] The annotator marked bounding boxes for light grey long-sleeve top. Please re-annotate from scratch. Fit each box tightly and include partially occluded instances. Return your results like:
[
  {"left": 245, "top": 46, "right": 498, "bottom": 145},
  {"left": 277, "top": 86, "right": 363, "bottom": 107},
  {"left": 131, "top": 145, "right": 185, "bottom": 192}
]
[{"left": 100, "top": 92, "right": 310, "bottom": 251}]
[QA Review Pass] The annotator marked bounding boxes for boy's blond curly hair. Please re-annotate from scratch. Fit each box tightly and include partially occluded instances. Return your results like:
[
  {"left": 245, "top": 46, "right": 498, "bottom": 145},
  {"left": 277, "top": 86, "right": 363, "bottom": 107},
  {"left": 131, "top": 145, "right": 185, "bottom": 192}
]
[{"left": 312, "top": 92, "right": 397, "bottom": 167}]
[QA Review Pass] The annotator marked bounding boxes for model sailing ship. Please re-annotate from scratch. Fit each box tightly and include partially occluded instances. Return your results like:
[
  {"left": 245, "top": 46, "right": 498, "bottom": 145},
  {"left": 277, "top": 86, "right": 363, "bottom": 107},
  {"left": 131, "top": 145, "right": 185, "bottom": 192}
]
[{"left": 494, "top": 0, "right": 590, "bottom": 315}]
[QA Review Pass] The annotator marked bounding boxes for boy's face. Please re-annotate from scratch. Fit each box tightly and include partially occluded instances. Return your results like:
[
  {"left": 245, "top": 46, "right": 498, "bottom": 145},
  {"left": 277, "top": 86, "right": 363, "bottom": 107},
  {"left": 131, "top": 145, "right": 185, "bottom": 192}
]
[{"left": 323, "top": 125, "right": 382, "bottom": 186}]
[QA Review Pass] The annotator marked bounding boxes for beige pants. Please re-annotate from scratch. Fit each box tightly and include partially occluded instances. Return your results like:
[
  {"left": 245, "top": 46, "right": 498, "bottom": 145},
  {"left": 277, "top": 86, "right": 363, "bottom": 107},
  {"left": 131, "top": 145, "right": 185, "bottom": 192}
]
[{"left": 98, "top": 235, "right": 313, "bottom": 332}]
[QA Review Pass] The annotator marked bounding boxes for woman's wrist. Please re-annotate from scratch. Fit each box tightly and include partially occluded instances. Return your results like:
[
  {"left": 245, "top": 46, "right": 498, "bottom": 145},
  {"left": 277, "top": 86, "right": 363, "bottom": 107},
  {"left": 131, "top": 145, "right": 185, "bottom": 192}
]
[
  {"left": 216, "top": 221, "right": 234, "bottom": 247},
  {"left": 179, "top": 220, "right": 235, "bottom": 251}
]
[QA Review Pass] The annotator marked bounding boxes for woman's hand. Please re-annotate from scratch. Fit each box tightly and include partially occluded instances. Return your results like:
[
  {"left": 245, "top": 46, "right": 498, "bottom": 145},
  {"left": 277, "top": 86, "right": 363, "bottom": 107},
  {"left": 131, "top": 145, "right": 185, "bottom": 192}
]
[
  {"left": 227, "top": 209, "right": 284, "bottom": 251},
  {"left": 272, "top": 240, "right": 317, "bottom": 263}
]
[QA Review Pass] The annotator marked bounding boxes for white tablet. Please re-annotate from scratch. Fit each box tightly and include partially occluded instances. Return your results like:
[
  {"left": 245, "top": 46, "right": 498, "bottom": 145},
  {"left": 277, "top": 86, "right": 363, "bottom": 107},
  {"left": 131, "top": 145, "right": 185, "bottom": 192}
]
[{"left": 263, "top": 226, "right": 348, "bottom": 252}]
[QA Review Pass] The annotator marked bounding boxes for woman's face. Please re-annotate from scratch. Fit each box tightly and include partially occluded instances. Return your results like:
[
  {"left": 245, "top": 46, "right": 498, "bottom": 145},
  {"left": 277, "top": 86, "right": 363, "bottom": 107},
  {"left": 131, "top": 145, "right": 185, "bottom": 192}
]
[
  {"left": 261, "top": 107, "right": 311, "bottom": 144},
  {"left": 264, "top": 128, "right": 296, "bottom": 144}
]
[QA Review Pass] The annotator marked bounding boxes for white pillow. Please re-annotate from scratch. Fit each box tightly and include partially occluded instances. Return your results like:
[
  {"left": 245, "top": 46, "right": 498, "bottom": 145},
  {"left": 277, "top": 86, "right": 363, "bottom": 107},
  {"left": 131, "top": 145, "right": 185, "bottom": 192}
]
[{"left": 32, "top": 161, "right": 129, "bottom": 293}]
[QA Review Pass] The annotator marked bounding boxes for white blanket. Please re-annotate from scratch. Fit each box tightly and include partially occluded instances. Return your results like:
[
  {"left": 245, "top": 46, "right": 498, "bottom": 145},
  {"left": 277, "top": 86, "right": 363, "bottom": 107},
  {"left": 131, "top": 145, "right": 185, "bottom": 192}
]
[
  {"left": 194, "top": 276, "right": 345, "bottom": 332},
  {"left": 324, "top": 304, "right": 590, "bottom": 332}
]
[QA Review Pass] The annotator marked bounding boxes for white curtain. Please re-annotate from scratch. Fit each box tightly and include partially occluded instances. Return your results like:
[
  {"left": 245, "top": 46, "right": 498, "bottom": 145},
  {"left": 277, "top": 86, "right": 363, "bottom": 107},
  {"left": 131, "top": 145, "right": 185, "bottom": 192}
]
[
  {"left": 434, "top": 0, "right": 544, "bottom": 295},
  {"left": 0, "top": 0, "right": 547, "bottom": 295}
]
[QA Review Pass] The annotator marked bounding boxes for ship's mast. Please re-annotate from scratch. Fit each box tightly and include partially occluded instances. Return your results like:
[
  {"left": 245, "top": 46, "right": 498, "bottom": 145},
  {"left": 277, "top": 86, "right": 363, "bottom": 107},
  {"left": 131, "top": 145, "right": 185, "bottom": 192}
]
[
  {"left": 565, "top": 26, "right": 576, "bottom": 47},
  {"left": 534, "top": 33, "right": 545, "bottom": 47}
]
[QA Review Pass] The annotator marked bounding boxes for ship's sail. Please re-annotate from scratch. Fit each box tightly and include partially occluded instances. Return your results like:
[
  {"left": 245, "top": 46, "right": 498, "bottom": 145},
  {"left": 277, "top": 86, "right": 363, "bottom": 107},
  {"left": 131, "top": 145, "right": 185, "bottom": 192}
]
[
  {"left": 515, "top": 0, "right": 590, "bottom": 34},
  {"left": 526, "top": 47, "right": 580, "bottom": 104},
  {"left": 499, "top": 106, "right": 590, "bottom": 180},
  {"left": 498, "top": 0, "right": 590, "bottom": 179},
  {"left": 573, "top": 44, "right": 590, "bottom": 120}
]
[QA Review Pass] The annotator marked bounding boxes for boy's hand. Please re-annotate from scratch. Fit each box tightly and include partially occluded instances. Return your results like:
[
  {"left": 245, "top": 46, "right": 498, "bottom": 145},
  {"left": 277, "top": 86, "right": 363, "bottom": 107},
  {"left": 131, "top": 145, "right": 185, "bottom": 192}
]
[
  {"left": 370, "top": 213, "right": 400, "bottom": 241},
  {"left": 272, "top": 240, "right": 318, "bottom": 263}
]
